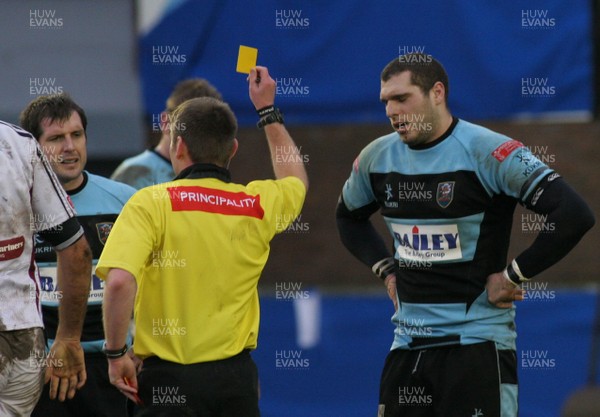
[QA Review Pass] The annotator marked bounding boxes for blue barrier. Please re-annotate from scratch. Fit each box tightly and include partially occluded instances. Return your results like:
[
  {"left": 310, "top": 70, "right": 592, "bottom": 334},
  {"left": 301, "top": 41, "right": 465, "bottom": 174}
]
[
  {"left": 254, "top": 290, "right": 597, "bottom": 416},
  {"left": 140, "top": 0, "right": 592, "bottom": 125}
]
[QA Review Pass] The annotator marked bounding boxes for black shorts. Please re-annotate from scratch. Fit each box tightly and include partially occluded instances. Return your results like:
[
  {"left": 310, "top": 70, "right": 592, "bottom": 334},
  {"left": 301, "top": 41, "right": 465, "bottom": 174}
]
[
  {"left": 133, "top": 349, "right": 260, "bottom": 417},
  {"left": 378, "top": 341, "right": 518, "bottom": 417}
]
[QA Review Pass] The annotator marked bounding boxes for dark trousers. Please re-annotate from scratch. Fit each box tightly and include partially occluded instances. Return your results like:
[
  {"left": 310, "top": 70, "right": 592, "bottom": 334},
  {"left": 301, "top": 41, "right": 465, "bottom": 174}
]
[
  {"left": 33, "top": 352, "right": 128, "bottom": 417},
  {"left": 133, "top": 350, "right": 260, "bottom": 417},
  {"left": 378, "top": 341, "right": 518, "bottom": 417}
]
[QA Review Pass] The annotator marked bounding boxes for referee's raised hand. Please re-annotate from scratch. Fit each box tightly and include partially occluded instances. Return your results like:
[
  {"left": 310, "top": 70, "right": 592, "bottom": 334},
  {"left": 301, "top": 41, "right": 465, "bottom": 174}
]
[{"left": 248, "top": 66, "right": 276, "bottom": 110}]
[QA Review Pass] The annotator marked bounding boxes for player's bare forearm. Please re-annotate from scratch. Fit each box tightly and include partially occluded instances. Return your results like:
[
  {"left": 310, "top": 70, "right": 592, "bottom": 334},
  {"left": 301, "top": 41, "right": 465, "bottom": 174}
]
[
  {"left": 103, "top": 268, "right": 137, "bottom": 350},
  {"left": 55, "top": 236, "right": 92, "bottom": 339}
]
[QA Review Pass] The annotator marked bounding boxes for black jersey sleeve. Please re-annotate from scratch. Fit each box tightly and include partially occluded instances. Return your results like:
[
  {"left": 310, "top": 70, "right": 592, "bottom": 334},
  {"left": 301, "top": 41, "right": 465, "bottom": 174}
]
[
  {"left": 516, "top": 174, "right": 595, "bottom": 278},
  {"left": 38, "top": 217, "right": 84, "bottom": 250},
  {"left": 335, "top": 195, "right": 392, "bottom": 269}
]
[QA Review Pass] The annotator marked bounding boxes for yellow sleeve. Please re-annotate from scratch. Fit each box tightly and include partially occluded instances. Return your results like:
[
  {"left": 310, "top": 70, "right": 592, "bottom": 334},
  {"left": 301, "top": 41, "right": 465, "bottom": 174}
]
[
  {"left": 95, "top": 189, "right": 159, "bottom": 280},
  {"left": 248, "top": 176, "right": 306, "bottom": 234}
]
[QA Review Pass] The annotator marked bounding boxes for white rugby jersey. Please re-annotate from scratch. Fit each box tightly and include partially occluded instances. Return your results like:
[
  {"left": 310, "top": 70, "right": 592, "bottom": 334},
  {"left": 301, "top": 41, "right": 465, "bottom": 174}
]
[{"left": 0, "top": 121, "right": 81, "bottom": 331}]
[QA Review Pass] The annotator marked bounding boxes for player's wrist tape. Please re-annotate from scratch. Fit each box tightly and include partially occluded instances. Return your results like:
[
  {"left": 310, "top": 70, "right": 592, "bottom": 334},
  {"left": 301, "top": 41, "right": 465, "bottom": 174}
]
[
  {"left": 102, "top": 342, "right": 129, "bottom": 359},
  {"left": 503, "top": 259, "right": 530, "bottom": 286},
  {"left": 372, "top": 257, "right": 395, "bottom": 281}
]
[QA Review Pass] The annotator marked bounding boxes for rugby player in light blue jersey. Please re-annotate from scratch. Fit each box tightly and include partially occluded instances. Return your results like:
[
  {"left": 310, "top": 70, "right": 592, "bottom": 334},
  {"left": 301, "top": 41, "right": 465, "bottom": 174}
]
[
  {"left": 336, "top": 53, "right": 594, "bottom": 417},
  {"left": 21, "top": 94, "right": 136, "bottom": 417}
]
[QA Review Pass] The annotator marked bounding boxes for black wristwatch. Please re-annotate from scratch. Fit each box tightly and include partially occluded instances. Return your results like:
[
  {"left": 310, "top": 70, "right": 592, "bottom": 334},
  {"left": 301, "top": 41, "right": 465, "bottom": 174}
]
[
  {"left": 257, "top": 107, "right": 284, "bottom": 128},
  {"left": 102, "top": 342, "right": 129, "bottom": 359}
]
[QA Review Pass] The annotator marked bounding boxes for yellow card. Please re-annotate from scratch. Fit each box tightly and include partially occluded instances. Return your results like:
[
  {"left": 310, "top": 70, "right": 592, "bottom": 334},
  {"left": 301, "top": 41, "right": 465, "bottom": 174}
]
[{"left": 236, "top": 45, "right": 258, "bottom": 74}]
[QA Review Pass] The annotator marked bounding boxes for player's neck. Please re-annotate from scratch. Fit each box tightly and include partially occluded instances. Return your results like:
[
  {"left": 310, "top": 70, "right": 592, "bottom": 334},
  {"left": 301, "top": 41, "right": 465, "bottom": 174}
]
[
  {"left": 154, "top": 136, "right": 171, "bottom": 160},
  {"left": 431, "top": 111, "right": 453, "bottom": 141}
]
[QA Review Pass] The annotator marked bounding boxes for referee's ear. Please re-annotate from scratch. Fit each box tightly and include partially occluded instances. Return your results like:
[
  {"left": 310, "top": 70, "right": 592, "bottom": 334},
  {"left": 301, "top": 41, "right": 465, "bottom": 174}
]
[
  {"left": 226, "top": 139, "right": 239, "bottom": 169},
  {"left": 173, "top": 135, "right": 189, "bottom": 161},
  {"left": 230, "top": 138, "right": 239, "bottom": 159}
]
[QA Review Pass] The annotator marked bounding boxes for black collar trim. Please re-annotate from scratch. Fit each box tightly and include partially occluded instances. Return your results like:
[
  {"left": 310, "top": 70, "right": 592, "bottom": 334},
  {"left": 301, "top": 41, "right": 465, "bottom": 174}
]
[
  {"left": 173, "top": 163, "right": 231, "bottom": 182},
  {"left": 408, "top": 117, "right": 459, "bottom": 150},
  {"left": 150, "top": 148, "right": 171, "bottom": 165},
  {"left": 67, "top": 171, "right": 88, "bottom": 196}
]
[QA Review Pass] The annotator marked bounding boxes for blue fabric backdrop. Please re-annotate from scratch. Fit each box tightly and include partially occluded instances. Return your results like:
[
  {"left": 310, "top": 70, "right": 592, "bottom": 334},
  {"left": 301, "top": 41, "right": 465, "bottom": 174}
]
[
  {"left": 254, "top": 290, "right": 598, "bottom": 417},
  {"left": 139, "top": 0, "right": 593, "bottom": 126}
]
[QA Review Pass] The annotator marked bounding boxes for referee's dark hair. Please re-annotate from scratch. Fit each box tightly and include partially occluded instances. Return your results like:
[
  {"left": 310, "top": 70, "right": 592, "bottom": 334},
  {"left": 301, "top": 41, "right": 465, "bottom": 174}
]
[
  {"left": 170, "top": 97, "right": 237, "bottom": 167},
  {"left": 381, "top": 53, "right": 449, "bottom": 103},
  {"left": 19, "top": 93, "right": 88, "bottom": 141}
]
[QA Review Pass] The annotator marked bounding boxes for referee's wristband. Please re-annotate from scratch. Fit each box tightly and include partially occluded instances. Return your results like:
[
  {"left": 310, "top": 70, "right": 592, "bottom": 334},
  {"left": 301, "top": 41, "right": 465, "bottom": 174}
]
[
  {"left": 256, "top": 107, "right": 284, "bottom": 128},
  {"left": 256, "top": 105, "right": 275, "bottom": 117},
  {"left": 503, "top": 259, "right": 530, "bottom": 286},
  {"left": 102, "top": 342, "right": 129, "bottom": 359},
  {"left": 372, "top": 257, "right": 395, "bottom": 281}
]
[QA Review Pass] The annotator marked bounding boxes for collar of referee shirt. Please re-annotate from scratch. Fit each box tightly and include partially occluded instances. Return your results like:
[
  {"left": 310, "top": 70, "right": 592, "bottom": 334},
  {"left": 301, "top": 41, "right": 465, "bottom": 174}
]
[{"left": 174, "top": 163, "right": 231, "bottom": 182}]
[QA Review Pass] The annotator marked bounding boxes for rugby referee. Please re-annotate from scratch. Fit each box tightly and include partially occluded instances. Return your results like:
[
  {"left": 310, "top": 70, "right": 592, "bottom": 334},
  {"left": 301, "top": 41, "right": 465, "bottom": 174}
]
[{"left": 96, "top": 66, "right": 307, "bottom": 415}]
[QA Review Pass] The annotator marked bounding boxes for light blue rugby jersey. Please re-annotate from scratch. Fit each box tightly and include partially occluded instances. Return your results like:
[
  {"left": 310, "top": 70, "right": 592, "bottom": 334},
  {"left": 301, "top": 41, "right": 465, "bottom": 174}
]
[
  {"left": 111, "top": 149, "right": 174, "bottom": 189},
  {"left": 342, "top": 118, "right": 553, "bottom": 350},
  {"left": 35, "top": 171, "right": 136, "bottom": 352}
]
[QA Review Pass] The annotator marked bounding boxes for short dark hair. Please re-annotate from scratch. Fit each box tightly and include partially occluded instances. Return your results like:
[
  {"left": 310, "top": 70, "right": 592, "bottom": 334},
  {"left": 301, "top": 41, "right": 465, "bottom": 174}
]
[
  {"left": 381, "top": 53, "right": 449, "bottom": 102},
  {"left": 166, "top": 78, "right": 222, "bottom": 113},
  {"left": 170, "top": 97, "right": 237, "bottom": 166},
  {"left": 20, "top": 93, "right": 87, "bottom": 140}
]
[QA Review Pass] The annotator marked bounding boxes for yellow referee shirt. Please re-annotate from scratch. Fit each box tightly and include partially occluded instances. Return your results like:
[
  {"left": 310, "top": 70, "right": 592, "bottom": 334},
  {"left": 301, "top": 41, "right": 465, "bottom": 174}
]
[{"left": 96, "top": 164, "right": 306, "bottom": 364}]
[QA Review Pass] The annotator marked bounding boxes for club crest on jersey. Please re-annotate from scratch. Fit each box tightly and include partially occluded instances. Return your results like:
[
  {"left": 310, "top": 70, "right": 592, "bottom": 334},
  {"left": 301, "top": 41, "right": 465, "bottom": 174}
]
[
  {"left": 96, "top": 222, "right": 114, "bottom": 245},
  {"left": 436, "top": 181, "right": 455, "bottom": 208}
]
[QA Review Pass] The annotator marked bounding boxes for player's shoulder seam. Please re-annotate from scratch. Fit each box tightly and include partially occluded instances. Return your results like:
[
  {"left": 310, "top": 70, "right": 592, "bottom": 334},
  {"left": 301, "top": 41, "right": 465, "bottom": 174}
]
[{"left": 451, "top": 120, "right": 514, "bottom": 160}]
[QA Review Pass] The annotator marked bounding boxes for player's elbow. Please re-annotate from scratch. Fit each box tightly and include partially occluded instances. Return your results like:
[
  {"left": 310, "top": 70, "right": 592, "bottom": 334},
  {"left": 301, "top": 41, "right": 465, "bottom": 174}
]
[
  {"left": 575, "top": 203, "right": 595, "bottom": 236},
  {"left": 560, "top": 197, "right": 595, "bottom": 243},
  {"left": 60, "top": 236, "right": 93, "bottom": 266}
]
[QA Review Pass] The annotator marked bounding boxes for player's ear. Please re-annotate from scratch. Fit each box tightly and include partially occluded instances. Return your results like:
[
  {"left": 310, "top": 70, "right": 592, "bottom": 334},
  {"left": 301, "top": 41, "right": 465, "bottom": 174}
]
[{"left": 431, "top": 81, "right": 446, "bottom": 105}]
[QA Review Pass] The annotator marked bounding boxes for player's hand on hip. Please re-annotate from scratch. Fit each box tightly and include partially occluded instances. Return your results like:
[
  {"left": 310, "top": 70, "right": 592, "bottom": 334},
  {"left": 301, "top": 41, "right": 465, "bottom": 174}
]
[
  {"left": 486, "top": 271, "right": 524, "bottom": 308},
  {"left": 248, "top": 66, "right": 276, "bottom": 109},
  {"left": 45, "top": 337, "right": 87, "bottom": 401},
  {"left": 384, "top": 274, "right": 398, "bottom": 311}
]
